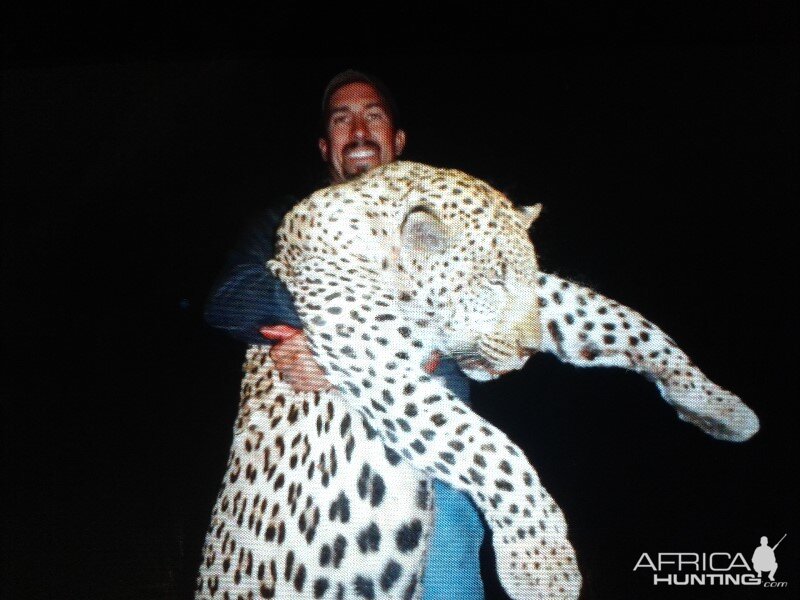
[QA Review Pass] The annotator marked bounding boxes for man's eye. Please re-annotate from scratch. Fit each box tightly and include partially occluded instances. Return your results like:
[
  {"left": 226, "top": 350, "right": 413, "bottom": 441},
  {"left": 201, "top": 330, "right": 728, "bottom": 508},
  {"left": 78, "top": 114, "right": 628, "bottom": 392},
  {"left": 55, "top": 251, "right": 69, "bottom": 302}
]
[
  {"left": 331, "top": 114, "right": 349, "bottom": 125},
  {"left": 366, "top": 112, "right": 386, "bottom": 121}
]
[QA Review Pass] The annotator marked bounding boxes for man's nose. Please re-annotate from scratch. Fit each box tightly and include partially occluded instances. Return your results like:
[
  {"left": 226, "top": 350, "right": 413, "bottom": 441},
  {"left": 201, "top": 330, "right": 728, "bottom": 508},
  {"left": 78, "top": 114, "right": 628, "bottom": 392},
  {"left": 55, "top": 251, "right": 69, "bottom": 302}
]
[{"left": 351, "top": 115, "right": 368, "bottom": 139}]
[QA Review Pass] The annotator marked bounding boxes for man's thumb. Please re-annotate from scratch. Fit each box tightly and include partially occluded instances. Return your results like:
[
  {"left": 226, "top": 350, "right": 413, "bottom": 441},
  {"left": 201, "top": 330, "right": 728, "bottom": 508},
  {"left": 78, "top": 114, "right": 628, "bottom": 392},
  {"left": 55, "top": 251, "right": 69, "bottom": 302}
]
[{"left": 259, "top": 324, "right": 302, "bottom": 342}]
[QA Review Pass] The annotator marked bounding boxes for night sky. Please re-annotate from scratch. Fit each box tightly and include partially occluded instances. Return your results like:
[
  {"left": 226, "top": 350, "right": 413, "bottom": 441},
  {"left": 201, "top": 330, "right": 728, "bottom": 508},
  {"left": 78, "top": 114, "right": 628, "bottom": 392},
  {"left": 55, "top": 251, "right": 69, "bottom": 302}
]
[{"left": 3, "top": 7, "right": 797, "bottom": 600}]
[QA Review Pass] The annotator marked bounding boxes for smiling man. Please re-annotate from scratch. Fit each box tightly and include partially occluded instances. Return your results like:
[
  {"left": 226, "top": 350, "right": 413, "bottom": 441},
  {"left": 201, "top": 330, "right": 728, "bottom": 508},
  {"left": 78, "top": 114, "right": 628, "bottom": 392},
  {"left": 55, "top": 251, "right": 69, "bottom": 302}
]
[
  {"left": 319, "top": 77, "right": 406, "bottom": 181},
  {"left": 205, "top": 70, "right": 486, "bottom": 599}
]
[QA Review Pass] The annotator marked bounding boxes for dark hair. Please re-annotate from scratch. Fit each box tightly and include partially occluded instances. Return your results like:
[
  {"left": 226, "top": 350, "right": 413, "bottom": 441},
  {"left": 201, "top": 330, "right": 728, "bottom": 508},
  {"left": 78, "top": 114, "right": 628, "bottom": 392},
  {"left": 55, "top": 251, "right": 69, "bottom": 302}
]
[{"left": 320, "top": 69, "right": 400, "bottom": 134}]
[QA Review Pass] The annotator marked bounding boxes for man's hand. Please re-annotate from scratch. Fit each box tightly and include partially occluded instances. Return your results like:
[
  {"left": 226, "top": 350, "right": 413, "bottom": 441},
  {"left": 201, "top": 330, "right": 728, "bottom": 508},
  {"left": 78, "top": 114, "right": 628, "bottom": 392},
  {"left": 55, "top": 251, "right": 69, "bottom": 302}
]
[
  {"left": 422, "top": 350, "right": 442, "bottom": 374},
  {"left": 261, "top": 325, "right": 444, "bottom": 390},
  {"left": 259, "top": 325, "right": 332, "bottom": 392}
]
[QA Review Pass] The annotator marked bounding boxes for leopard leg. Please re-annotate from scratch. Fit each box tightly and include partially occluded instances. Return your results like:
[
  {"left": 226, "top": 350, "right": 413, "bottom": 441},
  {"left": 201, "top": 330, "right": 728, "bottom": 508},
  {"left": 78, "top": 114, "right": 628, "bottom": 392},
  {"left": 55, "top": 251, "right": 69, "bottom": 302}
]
[{"left": 536, "top": 272, "right": 759, "bottom": 441}]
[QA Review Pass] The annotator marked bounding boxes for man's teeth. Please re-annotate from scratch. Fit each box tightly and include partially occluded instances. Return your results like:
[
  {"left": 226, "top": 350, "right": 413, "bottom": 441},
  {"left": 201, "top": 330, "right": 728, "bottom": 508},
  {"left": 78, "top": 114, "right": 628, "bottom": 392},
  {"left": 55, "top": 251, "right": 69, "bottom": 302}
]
[{"left": 347, "top": 148, "right": 376, "bottom": 159}]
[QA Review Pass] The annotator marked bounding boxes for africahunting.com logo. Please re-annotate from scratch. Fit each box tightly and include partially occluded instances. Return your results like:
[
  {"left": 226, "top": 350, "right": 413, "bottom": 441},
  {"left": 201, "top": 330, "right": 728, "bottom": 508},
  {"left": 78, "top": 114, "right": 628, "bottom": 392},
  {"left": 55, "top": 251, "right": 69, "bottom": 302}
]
[{"left": 633, "top": 534, "right": 788, "bottom": 588}]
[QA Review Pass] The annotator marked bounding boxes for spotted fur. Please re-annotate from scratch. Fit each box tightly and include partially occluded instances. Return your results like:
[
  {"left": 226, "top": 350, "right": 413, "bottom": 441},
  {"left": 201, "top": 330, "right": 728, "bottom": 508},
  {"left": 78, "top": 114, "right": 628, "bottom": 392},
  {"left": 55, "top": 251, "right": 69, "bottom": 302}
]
[
  {"left": 197, "top": 161, "right": 758, "bottom": 600},
  {"left": 197, "top": 350, "right": 432, "bottom": 599}
]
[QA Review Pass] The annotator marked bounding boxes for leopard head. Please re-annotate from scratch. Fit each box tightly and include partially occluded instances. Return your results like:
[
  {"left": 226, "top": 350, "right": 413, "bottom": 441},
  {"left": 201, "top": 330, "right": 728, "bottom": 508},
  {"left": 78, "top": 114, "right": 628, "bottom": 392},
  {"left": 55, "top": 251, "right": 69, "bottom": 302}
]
[{"left": 393, "top": 166, "right": 543, "bottom": 381}]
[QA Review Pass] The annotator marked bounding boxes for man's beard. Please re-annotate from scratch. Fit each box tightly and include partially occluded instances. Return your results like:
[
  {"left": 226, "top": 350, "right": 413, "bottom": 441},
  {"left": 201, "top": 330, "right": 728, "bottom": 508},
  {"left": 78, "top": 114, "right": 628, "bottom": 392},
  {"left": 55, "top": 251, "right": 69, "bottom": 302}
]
[{"left": 342, "top": 140, "right": 381, "bottom": 180}]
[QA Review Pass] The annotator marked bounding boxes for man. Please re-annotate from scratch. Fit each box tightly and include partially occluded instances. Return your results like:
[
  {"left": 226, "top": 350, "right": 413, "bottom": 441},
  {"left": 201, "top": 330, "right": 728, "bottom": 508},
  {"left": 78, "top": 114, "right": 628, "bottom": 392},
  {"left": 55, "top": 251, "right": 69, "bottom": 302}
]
[
  {"left": 205, "top": 70, "right": 486, "bottom": 599},
  {"left": 752, "top": 536, "right": 779, "bottom": 581}
]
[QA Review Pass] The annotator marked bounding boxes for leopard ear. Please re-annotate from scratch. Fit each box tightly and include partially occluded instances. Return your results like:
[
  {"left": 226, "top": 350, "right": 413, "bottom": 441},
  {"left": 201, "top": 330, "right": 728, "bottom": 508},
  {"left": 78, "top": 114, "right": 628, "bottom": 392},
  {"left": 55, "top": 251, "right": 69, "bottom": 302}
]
[
  {"left": 400, "top": 206, "right": 449, "bottom": 254},
  {"left": 518, "top": 203, "right": 543, "bottom": 229}
]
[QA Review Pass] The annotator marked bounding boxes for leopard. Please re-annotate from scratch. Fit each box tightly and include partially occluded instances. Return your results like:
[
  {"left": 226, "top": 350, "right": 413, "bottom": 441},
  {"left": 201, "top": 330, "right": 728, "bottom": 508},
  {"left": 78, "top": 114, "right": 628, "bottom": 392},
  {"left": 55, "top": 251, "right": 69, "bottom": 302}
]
[{"left": 196, "top": 161, "right": 759, "bottom": 600}]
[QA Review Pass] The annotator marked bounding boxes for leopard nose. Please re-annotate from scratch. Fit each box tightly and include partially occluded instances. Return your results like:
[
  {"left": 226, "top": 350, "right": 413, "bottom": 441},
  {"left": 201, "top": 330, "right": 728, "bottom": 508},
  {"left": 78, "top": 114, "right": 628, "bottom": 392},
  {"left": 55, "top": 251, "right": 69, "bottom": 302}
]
[
  {"left": 517, "top": 310, "right": 542, "bottom": 352},
  {"left": 500, "top": 285, "right": 542, "bottom": 351}
]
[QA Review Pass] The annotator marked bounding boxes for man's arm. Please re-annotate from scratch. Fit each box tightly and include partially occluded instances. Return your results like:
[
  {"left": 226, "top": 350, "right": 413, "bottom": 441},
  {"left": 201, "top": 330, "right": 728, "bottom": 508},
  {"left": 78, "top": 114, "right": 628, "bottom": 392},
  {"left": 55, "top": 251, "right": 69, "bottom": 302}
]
[
  {"left": 204, "top": 208, "right": 303, "bottom": 344},
  {"left": 205, "top": 207, "right": 330, "bottom": 391}
]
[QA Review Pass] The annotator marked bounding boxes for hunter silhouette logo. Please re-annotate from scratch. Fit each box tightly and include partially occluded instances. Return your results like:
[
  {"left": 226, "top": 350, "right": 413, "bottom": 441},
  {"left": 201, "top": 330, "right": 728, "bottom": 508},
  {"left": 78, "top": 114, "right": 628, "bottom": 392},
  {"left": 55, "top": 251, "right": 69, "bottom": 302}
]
[
  {"left": 633, "top": 534, "right": 789, "bottom": 588},
  {"left": 752, "top": 534, "right": 786, "bottom": 582}
]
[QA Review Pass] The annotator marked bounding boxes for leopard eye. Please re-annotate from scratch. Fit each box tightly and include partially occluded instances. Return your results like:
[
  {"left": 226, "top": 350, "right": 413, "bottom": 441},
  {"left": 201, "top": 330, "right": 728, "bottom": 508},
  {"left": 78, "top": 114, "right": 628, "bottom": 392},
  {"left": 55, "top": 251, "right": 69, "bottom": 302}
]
[
  {"left": 488, "top": 266, "right": 507, "bottom": 288},
  {"left": 489, "top": 279, "right": 506, "bottom": 288}
]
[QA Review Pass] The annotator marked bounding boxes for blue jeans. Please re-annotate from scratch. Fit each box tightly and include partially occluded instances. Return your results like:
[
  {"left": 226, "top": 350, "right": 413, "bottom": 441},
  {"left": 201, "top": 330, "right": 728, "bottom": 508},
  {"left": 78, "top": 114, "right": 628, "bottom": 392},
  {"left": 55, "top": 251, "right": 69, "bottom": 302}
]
[{"left": 422, "top": 480, "right": 485, "bottom": 599}]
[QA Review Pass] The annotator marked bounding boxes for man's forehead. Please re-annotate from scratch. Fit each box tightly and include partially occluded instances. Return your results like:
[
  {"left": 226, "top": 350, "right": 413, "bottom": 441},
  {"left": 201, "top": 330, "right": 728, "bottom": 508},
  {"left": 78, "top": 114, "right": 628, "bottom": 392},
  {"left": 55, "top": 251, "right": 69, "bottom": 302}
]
[{"left": 328, "top": 82, "right": 390, "bottom": 111}]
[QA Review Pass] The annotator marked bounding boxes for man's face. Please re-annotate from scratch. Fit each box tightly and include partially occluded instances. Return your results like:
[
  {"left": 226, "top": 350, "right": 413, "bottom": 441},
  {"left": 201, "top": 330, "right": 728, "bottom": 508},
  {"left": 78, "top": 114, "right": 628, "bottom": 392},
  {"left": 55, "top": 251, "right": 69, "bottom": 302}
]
[{"left": 319, "top": 82, "right": 406, "bottom": 183}]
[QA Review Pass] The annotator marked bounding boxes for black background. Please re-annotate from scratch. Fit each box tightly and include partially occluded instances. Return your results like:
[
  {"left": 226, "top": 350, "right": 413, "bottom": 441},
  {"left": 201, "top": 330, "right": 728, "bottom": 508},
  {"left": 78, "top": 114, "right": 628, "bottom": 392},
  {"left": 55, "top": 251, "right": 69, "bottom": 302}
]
[{"left": 3, "top": 5, "right": 798, "bottom": 599}]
